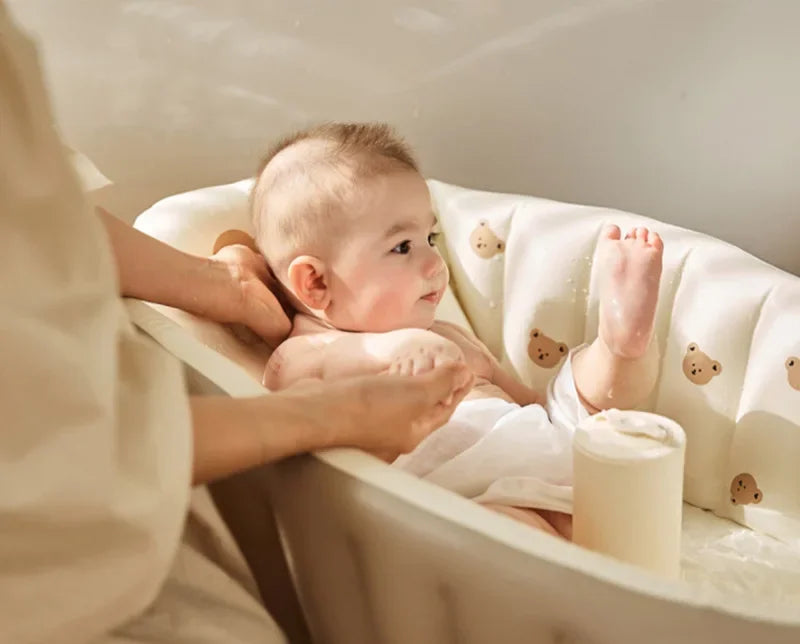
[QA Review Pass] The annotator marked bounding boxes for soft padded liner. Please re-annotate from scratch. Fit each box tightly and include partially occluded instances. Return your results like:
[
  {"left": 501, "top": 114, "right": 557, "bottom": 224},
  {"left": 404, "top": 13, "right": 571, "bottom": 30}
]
[{"left": 131, "top": 179, "right": 800, "bottom": 608}]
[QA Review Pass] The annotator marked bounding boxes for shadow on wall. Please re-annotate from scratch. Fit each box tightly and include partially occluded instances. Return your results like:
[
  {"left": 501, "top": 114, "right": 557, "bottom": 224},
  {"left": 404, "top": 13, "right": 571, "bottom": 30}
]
[{"left": 7, "top": 0, "right": 800, "bottom": 274}]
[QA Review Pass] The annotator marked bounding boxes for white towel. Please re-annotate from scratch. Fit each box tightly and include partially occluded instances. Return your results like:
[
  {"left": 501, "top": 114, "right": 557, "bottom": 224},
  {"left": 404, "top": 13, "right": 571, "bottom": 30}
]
[{"left": 393, "top": 348, "right": 589, "bottom": 514}]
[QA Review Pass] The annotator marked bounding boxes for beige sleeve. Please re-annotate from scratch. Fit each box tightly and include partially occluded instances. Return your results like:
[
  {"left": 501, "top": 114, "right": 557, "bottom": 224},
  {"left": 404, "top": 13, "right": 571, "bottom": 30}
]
[{"left": 0, "top": 6, "right": 192, "bottom": 643}]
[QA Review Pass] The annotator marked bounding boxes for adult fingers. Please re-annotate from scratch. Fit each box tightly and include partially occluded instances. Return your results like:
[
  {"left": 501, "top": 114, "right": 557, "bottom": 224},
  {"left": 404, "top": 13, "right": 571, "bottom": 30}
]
[
  {"left": 417, "top": 362, "right": 473, "bottom": 408},
  {"left": 247, "top": 290, "right": 292, "bottom": 348}
]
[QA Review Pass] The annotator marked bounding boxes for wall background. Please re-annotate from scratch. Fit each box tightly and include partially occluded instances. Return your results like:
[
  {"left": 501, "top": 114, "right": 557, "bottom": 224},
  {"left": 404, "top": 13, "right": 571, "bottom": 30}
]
[{"left": 8, "top": 0, "right": 799, "bottom": 273}]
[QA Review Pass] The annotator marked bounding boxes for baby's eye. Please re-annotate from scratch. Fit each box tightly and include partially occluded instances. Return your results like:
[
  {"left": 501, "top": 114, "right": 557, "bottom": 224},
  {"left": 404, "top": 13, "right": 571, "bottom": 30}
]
[
  {"left": 427, "top": 232, "right": 440, "bottom": 246},
  {"left": 391, "top": 240, "right": 411, "bottom": 255}
]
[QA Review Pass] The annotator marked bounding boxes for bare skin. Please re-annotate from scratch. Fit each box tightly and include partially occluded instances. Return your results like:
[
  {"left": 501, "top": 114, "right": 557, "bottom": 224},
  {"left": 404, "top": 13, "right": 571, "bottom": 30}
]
[
  {"left": 99, "top": 207, "right": 474, "bottom": 484},
  {"left": 511, "top": 224, "right": 663, "bottom": 537},
  {"left": 572, "top": 224, "right": 663, "bottom": 412},
  {"left": 265, "top": 223, "right": 664, "bottom": 539},
  {"left": 191, "top": 363, "right": 473, "bottom": 484},
  {"left": 256, "top": 158, "right": 664, "bottom": 539}
]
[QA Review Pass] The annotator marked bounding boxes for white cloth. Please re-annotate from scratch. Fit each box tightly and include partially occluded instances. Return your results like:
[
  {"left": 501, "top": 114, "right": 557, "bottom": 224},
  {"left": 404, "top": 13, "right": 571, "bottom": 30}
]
[
  {"left": 393, "top": 349, "right": 589, "bottom": 514},
  {"left": 0, "top": 5, "right": 284, "bottom": 643}
]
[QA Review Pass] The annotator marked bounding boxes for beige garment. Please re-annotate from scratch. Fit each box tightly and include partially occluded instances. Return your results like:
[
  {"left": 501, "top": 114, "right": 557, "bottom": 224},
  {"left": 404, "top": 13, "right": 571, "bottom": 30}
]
[{"left": 0, "top": 5, "right": 285, "bottom": 643}]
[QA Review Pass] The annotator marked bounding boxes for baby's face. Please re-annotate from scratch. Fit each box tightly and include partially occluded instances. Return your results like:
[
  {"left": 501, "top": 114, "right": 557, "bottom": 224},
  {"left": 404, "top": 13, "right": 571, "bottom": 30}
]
[{"left": 325, "top": 171, "right": 448, "bottom": 332}]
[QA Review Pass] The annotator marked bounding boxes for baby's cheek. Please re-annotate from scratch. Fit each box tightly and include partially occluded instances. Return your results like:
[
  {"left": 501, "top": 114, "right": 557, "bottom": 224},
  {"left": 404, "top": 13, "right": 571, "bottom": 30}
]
[{"left": 361, "top": 283, "right": 413, "bottom": 329}]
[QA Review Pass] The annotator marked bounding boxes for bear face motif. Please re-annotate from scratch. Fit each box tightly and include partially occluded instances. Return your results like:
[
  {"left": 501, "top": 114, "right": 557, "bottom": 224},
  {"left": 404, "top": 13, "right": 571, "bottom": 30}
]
[
  {"left": 469, "top": 220, "right": 505, "bottom": 259},
  {"left": 786, "top": 356, "right": 800, "bottom": 391},
  {"left": 682, "top": 343, "right": 722, "bottom": 385},
  {"left": 730, "top": 473, "right": 762, "bottom": 505},
  {"left": 527, "top": 328, "right": 568, "bottom": 369}
]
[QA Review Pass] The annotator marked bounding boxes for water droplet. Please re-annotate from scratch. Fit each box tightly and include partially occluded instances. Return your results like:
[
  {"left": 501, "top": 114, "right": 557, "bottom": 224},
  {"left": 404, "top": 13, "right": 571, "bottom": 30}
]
[
  {"left": 294, "top": 18, "right": 301, "bottom": 27},
  {"left": 566, "top": 278, "right": 574, "bottom": 284},
  {"left": 412, "top": 106, "right": 420, "bottom": 119},
  {"left": 489, "top": 300, "right": 496, "bottom": 309}
]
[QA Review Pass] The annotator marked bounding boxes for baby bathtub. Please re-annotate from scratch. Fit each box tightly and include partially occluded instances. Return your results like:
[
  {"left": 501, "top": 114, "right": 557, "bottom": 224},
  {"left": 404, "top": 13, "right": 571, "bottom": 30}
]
[{"left": 130, "top": 178, "right": 800, "bottom": 643}]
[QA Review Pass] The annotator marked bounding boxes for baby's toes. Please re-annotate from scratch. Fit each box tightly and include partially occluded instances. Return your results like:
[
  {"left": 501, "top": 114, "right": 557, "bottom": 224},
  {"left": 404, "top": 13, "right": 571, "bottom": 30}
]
[
  {"left": 646, "top": 230, "right": 664, "bottom": 252},
  {"left": 601, "top": 224, "right": 621, "bottom": 241},
  {"left": 634, "top": 227, "right": 649, "bottom": 241}
]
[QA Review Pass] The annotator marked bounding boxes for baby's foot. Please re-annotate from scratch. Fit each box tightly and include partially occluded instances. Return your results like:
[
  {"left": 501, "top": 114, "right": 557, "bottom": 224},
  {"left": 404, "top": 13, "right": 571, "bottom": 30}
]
[{"left": 597, "top": 225, "right": 663, "bottom": 359}]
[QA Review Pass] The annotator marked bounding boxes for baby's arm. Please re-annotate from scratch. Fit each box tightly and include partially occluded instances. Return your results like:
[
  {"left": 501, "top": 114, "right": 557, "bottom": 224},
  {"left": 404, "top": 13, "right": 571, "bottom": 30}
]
[
  {"left": 432, "top": 320, "right": 541, "bottom": 406},
  {"left": 265, "top": 328, "right": 465, "bottom": 390},
  {"left": 490, "top": 362, "right": 541, "bottom": 406}
]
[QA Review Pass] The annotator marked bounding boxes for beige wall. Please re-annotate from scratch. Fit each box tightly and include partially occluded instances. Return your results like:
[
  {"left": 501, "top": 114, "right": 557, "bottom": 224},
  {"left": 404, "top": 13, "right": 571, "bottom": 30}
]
[{"left": 8, "top": 0, "right": 800, "bottom": 273}]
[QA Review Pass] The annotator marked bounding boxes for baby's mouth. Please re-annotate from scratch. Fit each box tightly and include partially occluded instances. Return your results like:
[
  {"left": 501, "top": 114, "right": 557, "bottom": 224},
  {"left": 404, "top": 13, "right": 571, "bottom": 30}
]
[{"left": 421, "top": 287, "right": 444, "bottom": 304}]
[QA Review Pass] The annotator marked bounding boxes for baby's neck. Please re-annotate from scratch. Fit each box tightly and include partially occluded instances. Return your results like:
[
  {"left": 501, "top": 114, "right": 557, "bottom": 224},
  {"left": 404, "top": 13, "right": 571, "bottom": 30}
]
[
  {"left": 290, "top": 312, "right": 342, "bottom": 336},
  {"left": 290, "top": 312, "right": 439, "bottom": 339}
]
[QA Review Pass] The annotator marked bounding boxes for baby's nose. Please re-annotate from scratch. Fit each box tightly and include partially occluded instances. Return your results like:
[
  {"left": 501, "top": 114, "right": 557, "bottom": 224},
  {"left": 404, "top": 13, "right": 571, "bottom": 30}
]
[{"left": 423, "top": 249, "right": 446, "bottom": 279}]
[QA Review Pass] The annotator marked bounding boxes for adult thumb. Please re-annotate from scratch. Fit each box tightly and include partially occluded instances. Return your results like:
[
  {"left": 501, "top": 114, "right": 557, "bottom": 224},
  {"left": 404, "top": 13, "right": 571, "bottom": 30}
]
[
  {"left": 418, "top": 363, "right": 472, "bottom": 406},
  {"left": 250, "top": 294, "right": 292, "bottom": 349}
]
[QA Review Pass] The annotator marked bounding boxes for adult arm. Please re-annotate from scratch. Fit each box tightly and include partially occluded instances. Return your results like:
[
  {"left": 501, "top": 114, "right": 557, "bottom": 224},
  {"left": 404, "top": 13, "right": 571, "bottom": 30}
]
[{"left": 99, "top": 207, "right": 291, "bottom": 348}]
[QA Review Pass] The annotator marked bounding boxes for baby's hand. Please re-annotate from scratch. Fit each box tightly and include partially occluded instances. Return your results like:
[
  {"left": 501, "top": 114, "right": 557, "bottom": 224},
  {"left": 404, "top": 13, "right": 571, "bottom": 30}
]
[{"left": 387, "top": 333, "right": 464, "bottom": 377}]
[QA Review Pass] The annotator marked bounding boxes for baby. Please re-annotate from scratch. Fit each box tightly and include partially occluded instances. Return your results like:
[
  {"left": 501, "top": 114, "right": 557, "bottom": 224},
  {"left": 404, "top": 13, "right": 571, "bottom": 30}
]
[{"left": 252, "top": 122, "right": 663, "bottom": 538}]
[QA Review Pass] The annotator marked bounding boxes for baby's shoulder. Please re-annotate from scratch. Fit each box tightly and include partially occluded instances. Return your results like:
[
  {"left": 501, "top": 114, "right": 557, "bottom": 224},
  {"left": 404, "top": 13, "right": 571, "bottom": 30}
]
[
  {"left": 270, "top": 325, "right": 343, "bottom": 362},
  {"left": 263, "top": 323, "right": 345, "bottom": 389}
]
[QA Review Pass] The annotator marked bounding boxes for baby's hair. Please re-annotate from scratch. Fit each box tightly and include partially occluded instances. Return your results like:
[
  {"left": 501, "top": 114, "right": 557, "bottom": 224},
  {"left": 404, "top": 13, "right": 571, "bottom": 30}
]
[{"left": 251, "top": 122, "right": 419, "bottom": 272}]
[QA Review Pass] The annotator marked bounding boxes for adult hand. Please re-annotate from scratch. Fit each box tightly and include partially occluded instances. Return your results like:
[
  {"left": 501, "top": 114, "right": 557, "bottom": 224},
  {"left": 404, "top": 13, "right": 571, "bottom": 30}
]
[
  {"left": 278, "top": 362, "right": 474, "bottom": 459},
  {"left": 206, "top": 243, "right": 292, "bottom": 349},
  {"left": 97, "top": 207, "right": 292, "bottom": 349}
]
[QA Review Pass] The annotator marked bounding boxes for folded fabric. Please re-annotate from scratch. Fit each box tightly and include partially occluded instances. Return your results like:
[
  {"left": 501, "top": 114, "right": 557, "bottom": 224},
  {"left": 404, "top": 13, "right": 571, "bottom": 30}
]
[{"left": 393, "top": 348, "right": 588, "bottom": 514}]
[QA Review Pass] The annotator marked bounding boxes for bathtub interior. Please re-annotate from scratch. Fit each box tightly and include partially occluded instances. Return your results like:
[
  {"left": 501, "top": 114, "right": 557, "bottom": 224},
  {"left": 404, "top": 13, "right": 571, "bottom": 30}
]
[{"left": 129, "top": 178, "right": 800, "bottom": 615}]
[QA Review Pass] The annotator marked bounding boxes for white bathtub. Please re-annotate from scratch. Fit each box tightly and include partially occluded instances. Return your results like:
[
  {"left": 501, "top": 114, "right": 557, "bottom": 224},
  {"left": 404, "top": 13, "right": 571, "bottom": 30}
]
[{"left": 129, "top": 178, "right": 800, "bottom": 643}]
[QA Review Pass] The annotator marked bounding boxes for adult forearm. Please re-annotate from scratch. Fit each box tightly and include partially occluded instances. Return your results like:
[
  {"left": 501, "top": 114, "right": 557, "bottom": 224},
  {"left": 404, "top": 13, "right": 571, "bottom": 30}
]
[
  {"left": 98, "top": 206, "right": 223, "bottom": 315},
  {"left": 189, "top": 394, "right": 332, "bottom": 485}
]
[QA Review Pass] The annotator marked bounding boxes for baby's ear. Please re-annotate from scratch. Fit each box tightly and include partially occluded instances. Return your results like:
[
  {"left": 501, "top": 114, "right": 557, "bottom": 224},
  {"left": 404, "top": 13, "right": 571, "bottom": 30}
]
[{"left": 287, "top": 255, "right": 330, "bottom": 311}]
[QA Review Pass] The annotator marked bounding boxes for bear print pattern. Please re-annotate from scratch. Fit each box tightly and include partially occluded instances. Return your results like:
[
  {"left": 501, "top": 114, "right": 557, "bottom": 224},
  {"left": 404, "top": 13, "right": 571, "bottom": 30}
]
[
  {"left": 469, "top": 220, "right": 505, "bottom": 259},
  {"left": 730, "top": 473, "right": 763, "bottom": 505},
  {"left": 527, "top": 328, "right": 568, "bottom": 369},
  {"left": 682, "top": 343, "right": 722, "bottom": 385}
]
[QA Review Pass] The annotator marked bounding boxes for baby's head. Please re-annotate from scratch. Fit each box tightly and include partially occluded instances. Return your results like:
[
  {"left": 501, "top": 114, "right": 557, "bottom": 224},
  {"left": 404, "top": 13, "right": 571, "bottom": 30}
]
[{"left": 252, "top": 122, "right": 448, "bottom": 332}]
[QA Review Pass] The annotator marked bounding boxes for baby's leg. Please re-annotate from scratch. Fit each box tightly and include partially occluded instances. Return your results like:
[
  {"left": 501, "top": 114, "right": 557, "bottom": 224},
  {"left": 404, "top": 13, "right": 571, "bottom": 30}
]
[
  {"left": 481, "top": 503, "right": 570, "bottom": 539},
  {"left": 572, "top": 225, "right": 663, "bottom": 411}
]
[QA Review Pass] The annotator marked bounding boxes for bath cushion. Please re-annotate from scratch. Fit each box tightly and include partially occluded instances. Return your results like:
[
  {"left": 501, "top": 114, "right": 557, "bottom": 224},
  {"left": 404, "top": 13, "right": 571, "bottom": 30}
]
[
  {"left": 134, "top": 178, "right": 799, "bottom": 544},
  {"left": 427, "top": 179, "right": 800, "bottom": 545}
]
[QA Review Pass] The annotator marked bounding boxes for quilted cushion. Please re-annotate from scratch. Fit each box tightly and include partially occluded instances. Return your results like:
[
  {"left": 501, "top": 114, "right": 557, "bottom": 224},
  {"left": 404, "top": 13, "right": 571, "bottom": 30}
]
[
  {"left": 135, "top": 177, "right": 799, "bottom": 544},
  {"left": 429, "top": 179, "right": 800, "bottom": 545}
]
